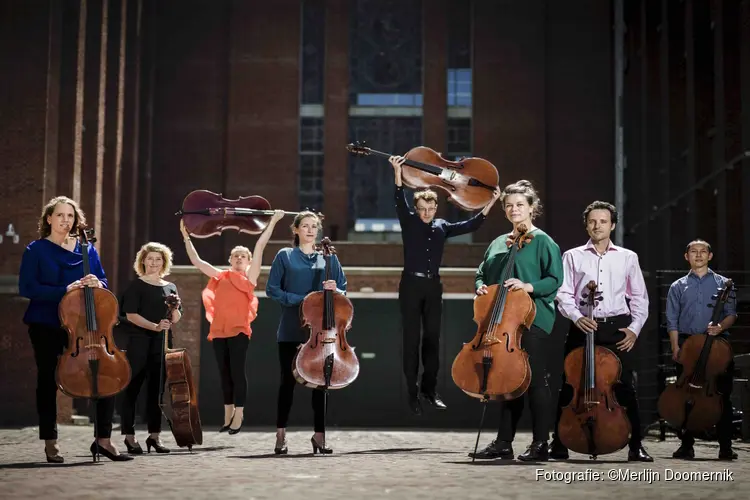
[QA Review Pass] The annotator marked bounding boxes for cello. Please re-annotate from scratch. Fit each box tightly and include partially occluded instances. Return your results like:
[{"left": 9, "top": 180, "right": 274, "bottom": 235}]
[
  {"left": 557, "top": 281, "right": 631, "bottom": 458},
  {"left": 657, "top": 279, "right": 736, "bottom": 433},
  {"left": 159, "top": 292, "right": 203, "bottom": 451},
  {"left": 346, "top": 142, "right": 499, "bottom": 211},
  {"left": 293, "top": 237, "right": 359, "bottom": 391},
  {"left": 451, "top": 225, "right": 534, "bottom": 461},
  {"left": 56, "top": 227, "right": 131, "bottom": 461},
  {"left": 176, "top": 189, "right": 318, "bottom": 238}
]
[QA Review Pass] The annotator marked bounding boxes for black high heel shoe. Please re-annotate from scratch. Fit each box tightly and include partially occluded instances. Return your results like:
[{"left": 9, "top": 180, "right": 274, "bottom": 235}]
[
  {"left": 311, "top": 436, "right": 332, "bottom": 455},
  {"left": 274, "top": 433, "right": 288, "bottom": 455},
  {"left": 90, "top": 442, "right": 133, "bottom": 462},
  {"left": 123, "top": 438, "right": 143, "bottom": 455},
  {"left": 145, "top": 437, "right": 171, "bottom": 454},
  {"left": 227, "top": 416, "right": 244, "bottom": 435}
]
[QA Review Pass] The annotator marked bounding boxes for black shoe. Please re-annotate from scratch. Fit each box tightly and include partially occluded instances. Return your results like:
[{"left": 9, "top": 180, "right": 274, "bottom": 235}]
[
  {"left": 228, "top": 415, "right": 244, "bottom": 435},
  {"left": 518, "top": 441, "right": 549, "bottom": 462},
  {"left": 468, "top": 440, "right": 514, "bottom": 460},
  {"left": 123, "top": 438, "right": 143, "bottom": 455},
  {"left": 408, "top": 394, "right": 422, "bottom": 415},
  {"left": 44, "top": 445, "right": 64, "bottom": 464},
  {"left": 628, "top": 444, "right": 653, "bottom": 462},
  {"left": 311, "top": 436, "right": 333, "bottom": 454},
  {"left": 219, "top": 424, "right": 231, "bottom": 433},
  {"left": 548, "top": 436, "right": 569, "bottom": 460},
  {"left": 274, "top": 431, "right": 288, "bottom": 455},
  {"left": 672, "top": 444, "right": 695, "bottom": 459},
  {"left": 145, "top": 437, "right": 171, "bottom": 454},
  {"left": 420, "top": 391, "right": 447, "bottom": 410},
  {"left": 90, "top": 442, "right": 133, "bottom": 462},
  {"left": 718, "top": 447, "right": 738, "bottom": 460}
]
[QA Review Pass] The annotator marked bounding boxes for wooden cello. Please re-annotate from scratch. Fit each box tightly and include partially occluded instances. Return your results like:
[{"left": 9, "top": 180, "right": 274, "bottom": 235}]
[
  {"left": 56, "top": 227, "right": 131, "bottom": 461},
  {"left": 451, "top": 225, "right": 535, "bottom": 461},
  {"left": 346, "top": 142, "right": 499, "bottom": 211},
  {"left": 176, "top": 189, "right": 318, "bottom": 238},
  {"left": 159, "top": 292, "right": 203, "bottom": 451},
  {"left": 658, "top": 279, "right": 736, "bottom": 433},
  {"left": 557, "top": 281, "right": 631, "bottom": 458},
  {"left": 293, "top": 237, "right": 359, "bottom": 390}
]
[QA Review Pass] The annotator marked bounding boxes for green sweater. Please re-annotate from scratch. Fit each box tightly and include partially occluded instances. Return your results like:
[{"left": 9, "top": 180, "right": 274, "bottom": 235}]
[{"left": 475, "top": 229, "right": 564, "bottom": 334}]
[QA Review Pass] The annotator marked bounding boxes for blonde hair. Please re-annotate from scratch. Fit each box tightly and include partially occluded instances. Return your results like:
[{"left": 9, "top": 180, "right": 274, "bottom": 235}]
[
  {"left": 501, "top": 180, "right": 543, "bottom": 220},
  {"left": 38, "top": 196, "right": 86, "bottom": 239},
  {"left": 133, "top": 242, "right": 174, "bottom": 277},
  {"left": 229, "top": 245, "right": 251, "bottom": 262},
  {"left": 291, "top": 211, "right": 323, "bottom": 247},
  {"left": 413, "top": 189, "right": 438, "bottom": 205}
]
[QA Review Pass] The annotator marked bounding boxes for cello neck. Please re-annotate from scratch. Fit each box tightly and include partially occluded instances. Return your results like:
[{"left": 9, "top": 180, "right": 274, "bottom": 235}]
[
  {"left": 79, "top": 233, "right": 98, "bottom": 333},
  {"left": 364, "top": 148, "right": 444, "bottom": 177},
  {"left": 323, "top": 254, "right": 334, "bottom": 330}
]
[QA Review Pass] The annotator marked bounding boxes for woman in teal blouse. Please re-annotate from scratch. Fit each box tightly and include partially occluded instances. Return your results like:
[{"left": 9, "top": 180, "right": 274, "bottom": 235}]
[
  {"left": 470, "top": 180, "right": 563, "bottom": 462},
  {"left": 266, "top": 211, "right": 346, "bottom": 456}
]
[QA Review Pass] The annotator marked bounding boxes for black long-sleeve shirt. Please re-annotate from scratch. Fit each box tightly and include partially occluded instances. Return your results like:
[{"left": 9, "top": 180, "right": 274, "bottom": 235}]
[{"left": 395, "top": 186, "right": 486, "bottom": 276}]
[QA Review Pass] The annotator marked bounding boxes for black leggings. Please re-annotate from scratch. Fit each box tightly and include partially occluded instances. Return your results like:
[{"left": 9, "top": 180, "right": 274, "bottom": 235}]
[
  {"left": 212, "top": 333, "right": 249, "bottom": 407},
  {"left": 495, "top": 325, "right": 551, "bottom": 443},
  {"left": 28, "top": 323, "right": 115, "bottom": 440},
  {"left": 276, "top": 341, "right": 325, "bottom": 432},
  {"left": 120, "top": 331, "right": 171, "bottom": 435}
]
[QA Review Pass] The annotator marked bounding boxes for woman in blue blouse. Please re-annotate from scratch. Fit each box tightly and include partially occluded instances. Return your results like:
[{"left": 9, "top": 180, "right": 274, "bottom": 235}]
[
  {"left": 266, "top": 211, "right": 346, "bottom": 455},
  {"left": 18, "top": 196, "right": 132, "bottom": 463}
]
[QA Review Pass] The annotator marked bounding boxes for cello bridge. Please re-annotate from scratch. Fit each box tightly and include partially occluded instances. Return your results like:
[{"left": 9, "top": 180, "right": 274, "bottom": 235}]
[
  {"left": 439, "top": 169, "right": 457, "bottom": 183},
  {"left": 688, "top": 382, "right": 703, "bottom": 389}
]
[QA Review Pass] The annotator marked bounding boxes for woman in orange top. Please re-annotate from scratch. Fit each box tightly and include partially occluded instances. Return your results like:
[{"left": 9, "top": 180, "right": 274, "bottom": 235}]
[{"left": 180, "top": 210, "right": 284, "bottom": 433}]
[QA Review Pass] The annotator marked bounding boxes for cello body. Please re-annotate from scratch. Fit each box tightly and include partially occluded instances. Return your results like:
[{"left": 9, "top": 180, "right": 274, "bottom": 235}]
[
  {"left": 558, "top": 281, "right": 630, "bottom": 458},
  {"left": 160, "top": 293, "right": 203, "bottom": 450},
  {"left": 657, "top": 280, "right": 735, "bottom": 433},
  {"left": 347, "top": 142, "right": 499, "bottom": 212},
  {"left": 293, "top": 238, "right": 359, "bottom": 390},
  {"left": 451, "top": 284, "right": 534, "bottom": 401},
  {"left": 56, "top": 229, "right": 131, "bottom": 398},
  {"left": 180, "top": 189, "right": 272, "bottom": 237},
  {"left": 451, "top": 226, "right": 535, "bottom": 401}
]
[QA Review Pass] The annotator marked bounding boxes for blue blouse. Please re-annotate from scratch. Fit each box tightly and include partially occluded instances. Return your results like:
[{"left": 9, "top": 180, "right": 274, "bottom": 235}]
[
  {"left": 18, "top": 238, "right": 108, "bottom": 327},
  {"left": 266, "top": 247, "right": 347, "bottom": 342}
]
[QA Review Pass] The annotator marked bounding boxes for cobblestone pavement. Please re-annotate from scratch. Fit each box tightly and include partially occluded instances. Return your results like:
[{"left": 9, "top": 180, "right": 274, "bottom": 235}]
[{"left": 0, "top": 425, "right": 747, "bottom": 500}]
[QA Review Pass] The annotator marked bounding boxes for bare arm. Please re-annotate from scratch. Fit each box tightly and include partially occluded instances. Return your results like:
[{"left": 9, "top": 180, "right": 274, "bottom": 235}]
[
  {"left": 180, "top": 219, "right": 221, "bottom": 278},
  {"left": 247, "top": 210, "right": 285, "bottom": 285},
  {"left": 126, "top": 313, "right": 171, "bottom": 332}
]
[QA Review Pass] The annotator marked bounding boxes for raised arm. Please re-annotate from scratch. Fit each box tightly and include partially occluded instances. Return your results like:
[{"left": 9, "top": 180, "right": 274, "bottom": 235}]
[
  {"left": 445, "top": 188, "right": 501, "bottom": 238},
  {"left": 247, "top": 210, "right": 285, "bottom": 285},
  {"left": 180, "top": 219, "right": 221, "bottom": 278}
]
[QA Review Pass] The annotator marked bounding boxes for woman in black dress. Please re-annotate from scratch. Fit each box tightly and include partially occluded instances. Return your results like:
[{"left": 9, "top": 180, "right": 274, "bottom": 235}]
[{"left": 118, "top": 242, "right": 182, "bottom": 454}]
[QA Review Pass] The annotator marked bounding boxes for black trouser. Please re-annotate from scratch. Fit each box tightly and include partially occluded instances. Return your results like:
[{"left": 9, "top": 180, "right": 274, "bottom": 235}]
[
  {"left": 552, "top": 315, "right": 642, "bottom": 449},
  {"left": 28, "top": 323, "right": 115, "bottom": 440},
  {"left": 120, "top": 330, "right": 172, "bottom": 435},
  {"left": 676, "top": 333, "right": 735, "bottom": 449},
  {"left": 398, "top": 273, "right": 443, "bottom": 396},
  {"left": 495, "top": 325, "right": 551, "bottom": 443},
  {"left": 212, "top": 333, "right": 249, "bottom": 407},
  {"left": 276, "top": 341, "right": 325, "bottom": 432}
]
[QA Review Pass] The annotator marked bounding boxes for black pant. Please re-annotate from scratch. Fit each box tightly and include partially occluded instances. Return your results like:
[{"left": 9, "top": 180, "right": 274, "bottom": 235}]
[
  {"left": 120, "top": 330, "right": 172, "bottom": 435},
  {"left": 212, "top": 333, "right": 249, "bottom": 407},
  {"left": 676, "top": 334, "right": 735, "bottom": 449},
  {"left": 552, "top": 316, "right": 642, "bottom": 449},
  {"left": 28, "top": 323, "right": 115, "bottom": 440},
  {"left": 276, "top": 341, "right": 325, "bottom": 432},
  {"left": 399, "top": 273, "right": 443, "bottom": 395},
  {"left": 495, "top": 325, "right": 551, "bottom": 443}
]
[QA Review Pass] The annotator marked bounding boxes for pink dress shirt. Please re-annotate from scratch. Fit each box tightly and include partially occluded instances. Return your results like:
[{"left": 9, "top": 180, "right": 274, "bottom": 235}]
[{"left": 556, "top": 239, "right": 649, "bottom": 336}]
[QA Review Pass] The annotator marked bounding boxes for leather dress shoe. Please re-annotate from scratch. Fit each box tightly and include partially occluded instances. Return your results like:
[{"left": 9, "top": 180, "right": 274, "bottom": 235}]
[
  {"left": 518, "top": 441, "right": 549, "bottom": 462},
  {"left": 468, "top": 439, "right": 514, "bottom": 460},
  {"left": 420, "top": 391, "right": 447, "bottom": 410},
  {"left": 548, "top": 436, "right": 569, "bottom": 460},
  {"left": 672, "top": 444, "right": 694, "bottom": 459},
  {"left": 628, "top": 444, "right": 653, "bottom": 462},
  {"left": 408, "top": 394, "right": 422, "bottom": 415}
]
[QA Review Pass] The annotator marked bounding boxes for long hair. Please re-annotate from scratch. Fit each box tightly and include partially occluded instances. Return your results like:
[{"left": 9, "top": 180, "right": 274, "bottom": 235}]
[
  {"left": 291, "top": 211, "right": 323, "bottom": 246},
  {"left": 37, "top": 196, "right": 86, "bottom": 239}
]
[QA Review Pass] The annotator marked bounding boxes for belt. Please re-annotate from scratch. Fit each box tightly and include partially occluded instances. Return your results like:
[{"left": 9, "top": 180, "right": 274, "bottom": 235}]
[
  {"left": 593, "top": 314, "right": 630, "bottom": 323},
  {"left": 405, "top": 271, "right": 439, "bottom": 279}
]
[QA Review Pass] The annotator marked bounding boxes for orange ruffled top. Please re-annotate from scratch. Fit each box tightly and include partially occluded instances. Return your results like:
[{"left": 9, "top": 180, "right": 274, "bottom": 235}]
[{"left": 202, "top": 270, "right": 259, "bottom": 340}]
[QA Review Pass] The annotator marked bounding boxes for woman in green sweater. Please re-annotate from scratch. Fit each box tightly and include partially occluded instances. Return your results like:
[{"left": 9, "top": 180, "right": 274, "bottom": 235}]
[{"left": 469, "top": 179, "right": 563, "bottom": 462}]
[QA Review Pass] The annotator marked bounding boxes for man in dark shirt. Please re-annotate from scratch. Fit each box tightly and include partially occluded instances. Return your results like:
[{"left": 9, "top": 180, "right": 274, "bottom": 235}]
[{"left": 390, "top": 154, "right": 501, "bottom": 414}]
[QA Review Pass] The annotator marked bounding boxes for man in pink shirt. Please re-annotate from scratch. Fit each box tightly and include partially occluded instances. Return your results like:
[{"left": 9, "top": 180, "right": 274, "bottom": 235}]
[{"left": 549, "top": 201, "right": 653, "bottom": 462}]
